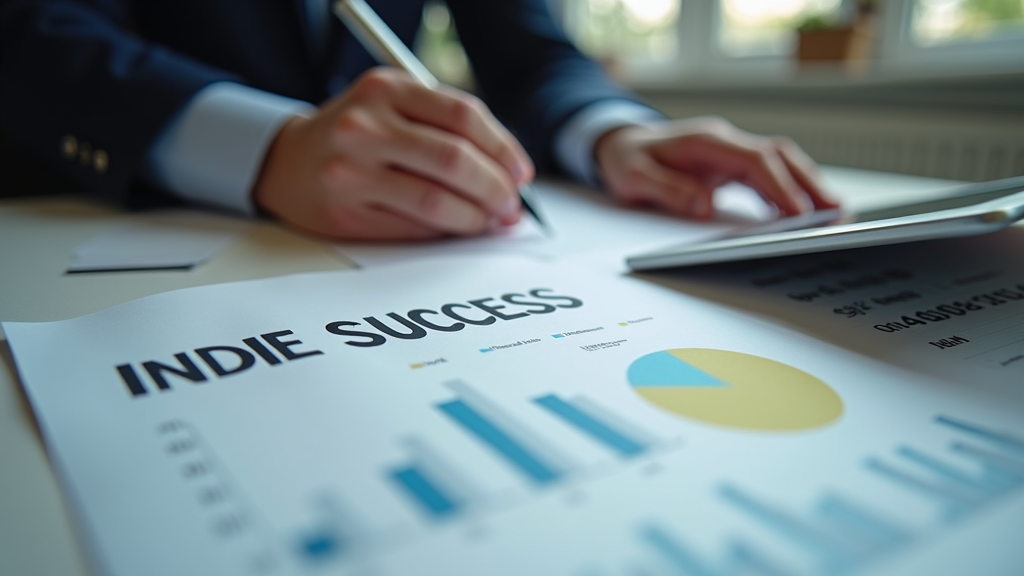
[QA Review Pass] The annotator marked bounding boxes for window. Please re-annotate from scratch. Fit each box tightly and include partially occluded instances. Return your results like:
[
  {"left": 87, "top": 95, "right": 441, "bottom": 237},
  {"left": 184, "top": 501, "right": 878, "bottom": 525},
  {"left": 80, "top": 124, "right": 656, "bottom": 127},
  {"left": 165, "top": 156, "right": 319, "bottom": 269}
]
[
  {"left": 561, "top": 0, "right": 681, "bottom": 62},
  {"left": 719, "top": 0, "right": 843, "bottom": 56},
  {"left": 912, "top": 0, "right": 1024, "bottom": 45},
  {"left": 418, "top": 0, "right": 1024, "bottom": 88},
  {"left": 416, "top": 1, "right": 471, "bottom": 87}
]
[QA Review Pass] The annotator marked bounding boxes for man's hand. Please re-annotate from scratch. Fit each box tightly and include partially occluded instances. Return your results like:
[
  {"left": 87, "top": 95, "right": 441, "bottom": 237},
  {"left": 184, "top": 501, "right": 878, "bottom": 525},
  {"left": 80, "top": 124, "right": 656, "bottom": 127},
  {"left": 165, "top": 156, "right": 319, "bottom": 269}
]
[
  {"left": 254, "top": 68, "right": 535, "bottom": 240},
  {"left": 594, "top": 116, "right": 838, "bottom": 220}
]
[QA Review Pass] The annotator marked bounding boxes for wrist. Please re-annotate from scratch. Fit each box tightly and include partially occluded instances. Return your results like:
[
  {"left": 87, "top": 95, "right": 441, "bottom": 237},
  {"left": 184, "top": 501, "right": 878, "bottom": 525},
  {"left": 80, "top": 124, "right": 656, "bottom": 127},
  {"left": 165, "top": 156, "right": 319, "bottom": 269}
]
[
  {"left": 593, "top": 124, "right": 645, "bottom": 184},
  {"left": 252, "top": 114, "right": 310, "bottom": 216}
]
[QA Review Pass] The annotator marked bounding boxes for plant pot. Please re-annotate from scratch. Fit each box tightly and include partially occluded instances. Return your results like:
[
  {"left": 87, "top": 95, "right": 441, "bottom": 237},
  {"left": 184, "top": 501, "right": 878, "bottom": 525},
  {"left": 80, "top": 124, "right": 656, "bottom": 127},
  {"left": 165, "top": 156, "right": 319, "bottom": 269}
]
[{"left": 796, "top": 18, "right": 875, "bottom": 64}]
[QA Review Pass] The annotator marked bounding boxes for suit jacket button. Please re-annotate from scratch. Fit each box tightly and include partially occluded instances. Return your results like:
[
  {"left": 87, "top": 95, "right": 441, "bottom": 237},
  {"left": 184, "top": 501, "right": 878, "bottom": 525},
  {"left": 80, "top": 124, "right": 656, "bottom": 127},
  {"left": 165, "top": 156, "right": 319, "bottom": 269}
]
[
  {"left": 61, "top": 135, "right": 78, "bottom": 160},
  {"left": 93, "top": 149, "right": 109, "bottom": 174}
]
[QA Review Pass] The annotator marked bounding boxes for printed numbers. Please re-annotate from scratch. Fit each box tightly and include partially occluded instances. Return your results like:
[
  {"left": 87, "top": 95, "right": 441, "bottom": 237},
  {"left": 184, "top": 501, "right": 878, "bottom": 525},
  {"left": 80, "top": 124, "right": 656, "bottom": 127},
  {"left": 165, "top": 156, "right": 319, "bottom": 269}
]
[{"left": 874, "top": 284, "right": 1024, "bottom": 333}]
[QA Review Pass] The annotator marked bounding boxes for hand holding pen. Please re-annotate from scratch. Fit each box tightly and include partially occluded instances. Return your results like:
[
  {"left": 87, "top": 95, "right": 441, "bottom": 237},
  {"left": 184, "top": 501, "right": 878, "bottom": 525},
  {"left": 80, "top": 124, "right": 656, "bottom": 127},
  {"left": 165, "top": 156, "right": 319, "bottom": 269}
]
[{"left": 252, "top": 4, "right": 538, "bottom": 241}]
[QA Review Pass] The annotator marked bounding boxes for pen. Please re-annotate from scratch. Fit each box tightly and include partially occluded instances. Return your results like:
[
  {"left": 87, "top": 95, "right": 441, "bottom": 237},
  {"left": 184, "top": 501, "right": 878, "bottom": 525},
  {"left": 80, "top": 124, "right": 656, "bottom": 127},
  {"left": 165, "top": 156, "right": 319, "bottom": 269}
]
[{"left": 333, "top": 0, "right": 550, "bottom": 233}]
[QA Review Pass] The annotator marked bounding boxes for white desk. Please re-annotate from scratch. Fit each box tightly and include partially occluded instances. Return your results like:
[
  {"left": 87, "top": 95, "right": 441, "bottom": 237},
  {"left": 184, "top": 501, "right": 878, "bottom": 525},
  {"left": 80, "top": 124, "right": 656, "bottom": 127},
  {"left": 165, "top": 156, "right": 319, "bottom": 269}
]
[{"left": 0, "top": 168, "right": 970, "bottom": 575}]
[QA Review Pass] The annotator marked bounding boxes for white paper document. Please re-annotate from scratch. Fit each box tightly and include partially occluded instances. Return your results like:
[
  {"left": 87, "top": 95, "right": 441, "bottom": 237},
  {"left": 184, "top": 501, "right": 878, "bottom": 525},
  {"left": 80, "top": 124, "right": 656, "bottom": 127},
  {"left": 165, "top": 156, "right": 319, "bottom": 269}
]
[
  {"left": 331, "top": 166, "right": 960, "bottom": 269},
  {"left": 639, "top": 226, "right": 1024, "bottom": 390},
  {"left": 5, "top": 257, "right": 1024, "bottom": 576},
  {"left": 332, "top": 210, "right": 549, "bottom": 266},
  {"left": 333, "top": 181, "right": 775, "bottom": 267},
  {"left": 68, "top": 210, "right": 246, "bottom": 273}
]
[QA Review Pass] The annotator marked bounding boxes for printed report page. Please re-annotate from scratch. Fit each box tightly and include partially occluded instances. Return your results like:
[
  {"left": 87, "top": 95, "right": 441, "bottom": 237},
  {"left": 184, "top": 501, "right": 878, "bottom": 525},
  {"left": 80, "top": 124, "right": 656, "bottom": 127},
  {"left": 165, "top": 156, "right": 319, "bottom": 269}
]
[{"left": 4, "top": 256, "right": 1023, "bottom": 576}]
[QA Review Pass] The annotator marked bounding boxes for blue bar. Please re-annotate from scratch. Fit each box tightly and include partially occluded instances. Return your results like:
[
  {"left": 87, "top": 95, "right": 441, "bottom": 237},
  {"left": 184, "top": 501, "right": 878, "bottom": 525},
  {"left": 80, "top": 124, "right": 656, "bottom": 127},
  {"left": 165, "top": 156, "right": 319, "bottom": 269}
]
[
  {"left": 935, "top": 416, "right": 1024, "bottom": 456},
  {"left": 864, "top": 458, "right": 977, "bottom": 521},
  {"left": 719, "top": 484, "right": 858, "bottom": 572},
  {"left": 298, "top": 530, "right": 343, "bottom": 562},
  {"left": 389, "top": 466, "right": 461, "bottom": 518},
  {"left": 534, "top": 395, "right": 647, "bottom": 458},
  {"left": 641, "top": 524, "right": 722, "bottom": 576},
  {"left": 437, "top": 400, "right": 561, "bottom": 485},
  {"left": 897, "top": 446, "right": 1009, "bottom": 495},
  {"left": 728, "top": 541, "right": 794, "bottom": 576},
  {"left": 950, "top": 442, "right": 1024, "bottom": 477},
  {"left": 816, "top": 495, "right": 911, "bottom": 552}
]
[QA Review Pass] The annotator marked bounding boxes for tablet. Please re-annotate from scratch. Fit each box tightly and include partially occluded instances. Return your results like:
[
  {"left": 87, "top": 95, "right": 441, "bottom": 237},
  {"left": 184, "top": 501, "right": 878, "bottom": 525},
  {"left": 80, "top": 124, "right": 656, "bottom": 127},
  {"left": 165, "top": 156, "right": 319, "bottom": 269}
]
[{"left": 626, "top": 176, "right": 1024, "bottom": 271}]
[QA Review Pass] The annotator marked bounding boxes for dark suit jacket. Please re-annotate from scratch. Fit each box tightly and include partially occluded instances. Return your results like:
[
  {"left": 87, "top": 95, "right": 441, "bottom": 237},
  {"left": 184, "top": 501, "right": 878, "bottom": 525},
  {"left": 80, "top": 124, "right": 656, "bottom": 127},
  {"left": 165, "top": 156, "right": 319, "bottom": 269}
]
[{"left": 0, "top": 0, "right": 643, "bottom": 205}]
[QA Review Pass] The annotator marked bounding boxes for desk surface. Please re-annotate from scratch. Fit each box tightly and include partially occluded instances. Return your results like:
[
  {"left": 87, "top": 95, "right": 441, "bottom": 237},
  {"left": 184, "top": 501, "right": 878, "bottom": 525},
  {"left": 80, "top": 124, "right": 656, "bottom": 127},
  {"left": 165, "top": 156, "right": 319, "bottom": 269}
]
[{"left": 0, "top": 169, "right": 972, "bottom": 576}]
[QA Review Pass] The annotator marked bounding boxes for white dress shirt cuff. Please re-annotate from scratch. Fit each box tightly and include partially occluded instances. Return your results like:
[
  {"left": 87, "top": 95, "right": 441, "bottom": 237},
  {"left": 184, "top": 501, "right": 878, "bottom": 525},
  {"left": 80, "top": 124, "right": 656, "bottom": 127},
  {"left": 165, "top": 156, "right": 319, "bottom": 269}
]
[
  {"left": 553, "top": 100, "right": 664, "bottom": 188},
  {"left": 145, "top": 82, "right": 317, "bottom": 215}
]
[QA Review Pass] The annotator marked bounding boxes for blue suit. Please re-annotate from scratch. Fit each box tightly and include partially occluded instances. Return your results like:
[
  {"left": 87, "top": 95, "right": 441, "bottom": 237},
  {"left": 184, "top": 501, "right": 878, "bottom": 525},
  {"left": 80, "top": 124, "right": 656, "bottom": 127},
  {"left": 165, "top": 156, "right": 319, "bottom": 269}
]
[{"left": 0, "top": 0, "right": 642, "bottom": 205}]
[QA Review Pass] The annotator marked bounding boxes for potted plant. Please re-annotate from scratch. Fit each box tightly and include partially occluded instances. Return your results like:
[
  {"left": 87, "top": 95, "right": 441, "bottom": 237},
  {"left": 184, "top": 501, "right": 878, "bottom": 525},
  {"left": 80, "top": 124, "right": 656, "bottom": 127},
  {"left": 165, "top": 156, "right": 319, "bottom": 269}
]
[{"left": 795, "top": 0, "right": 877, "bottom": 66}]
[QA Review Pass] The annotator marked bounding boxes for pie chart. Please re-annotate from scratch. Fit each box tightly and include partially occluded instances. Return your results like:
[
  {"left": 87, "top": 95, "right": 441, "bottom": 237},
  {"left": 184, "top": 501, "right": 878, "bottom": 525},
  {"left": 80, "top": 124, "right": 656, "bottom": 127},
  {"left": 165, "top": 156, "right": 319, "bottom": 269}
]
[{"left": 628, "top": 349, "right": 842, "bottom": 431}]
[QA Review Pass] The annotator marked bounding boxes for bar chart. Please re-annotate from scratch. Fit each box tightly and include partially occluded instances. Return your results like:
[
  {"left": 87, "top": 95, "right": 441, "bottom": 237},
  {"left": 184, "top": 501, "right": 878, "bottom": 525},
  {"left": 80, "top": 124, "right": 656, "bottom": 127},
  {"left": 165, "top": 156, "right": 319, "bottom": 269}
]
[
  {"left": 634, "top": 414, "right": 1024, "bottom": 576},
  {"left": 290, "top": 378, "right": 666, "bottom": 567},
  {"left": 167, "top": 402, "right": 1022, "bottom": 574},
  {"left": 431, "top": 379, "right": 658, "bottom": 492}
]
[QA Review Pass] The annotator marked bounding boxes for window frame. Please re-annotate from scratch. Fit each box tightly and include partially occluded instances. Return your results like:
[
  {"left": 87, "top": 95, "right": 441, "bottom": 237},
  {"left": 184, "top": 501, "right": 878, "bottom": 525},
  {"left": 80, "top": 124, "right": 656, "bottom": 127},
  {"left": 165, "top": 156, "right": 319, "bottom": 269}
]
[{"left": 611, "top": 0, "right": 1024, "bottom": 88}]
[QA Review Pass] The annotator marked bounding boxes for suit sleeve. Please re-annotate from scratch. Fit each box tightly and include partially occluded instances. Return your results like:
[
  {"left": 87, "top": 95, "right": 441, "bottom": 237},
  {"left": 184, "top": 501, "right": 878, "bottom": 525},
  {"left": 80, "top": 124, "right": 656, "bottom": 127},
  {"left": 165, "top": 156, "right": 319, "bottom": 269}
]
[
  {"left": 0, "top": 0, "right": 239, "bottom": 205},
  {"left": 446, "top": 0, "right": 652, "bottom": 175}
]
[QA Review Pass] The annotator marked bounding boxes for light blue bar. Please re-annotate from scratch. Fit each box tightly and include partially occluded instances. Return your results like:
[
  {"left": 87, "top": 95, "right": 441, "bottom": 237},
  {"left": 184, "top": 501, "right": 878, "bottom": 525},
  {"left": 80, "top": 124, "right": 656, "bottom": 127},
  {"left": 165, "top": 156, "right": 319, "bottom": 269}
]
[
  {"left": 864, "top": 458, "right": 977, "bottom": 521},
  {"left": 534, "top": 395, "right": 647, "bottom": 458},
  {"left": 389, "top": 466, "right": 461, "bottom": 518},
  {"left": 437, "top": 400, "right": 561, "bottom": 485},
  {"left": 816, "top": 495, "right": 911, "bottom": 552},
  {"left": 728, "top": 541, "right": 796, "bottom": 576},
  {"left": 897, "top": 446, "right": 1009, "bottom": 495},
  {"left": 641, "top": 524, "right": 722, "bottom": 576},
  {"left": 950, "top": 442, "right": 1024, "bottom": 478},
  {"left": 935, "top": 416, "right": 1024, "bottom": 456},
  {"left": 719, "top": 484, "right": 858, "bottom": 572}
]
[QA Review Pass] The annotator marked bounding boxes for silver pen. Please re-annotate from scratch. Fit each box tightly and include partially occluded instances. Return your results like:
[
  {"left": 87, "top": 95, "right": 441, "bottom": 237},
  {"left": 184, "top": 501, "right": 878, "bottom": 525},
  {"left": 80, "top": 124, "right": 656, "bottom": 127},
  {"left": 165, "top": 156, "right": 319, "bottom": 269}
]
[{"left": 333, "top": 0, "right": 549, "bottom": 233}]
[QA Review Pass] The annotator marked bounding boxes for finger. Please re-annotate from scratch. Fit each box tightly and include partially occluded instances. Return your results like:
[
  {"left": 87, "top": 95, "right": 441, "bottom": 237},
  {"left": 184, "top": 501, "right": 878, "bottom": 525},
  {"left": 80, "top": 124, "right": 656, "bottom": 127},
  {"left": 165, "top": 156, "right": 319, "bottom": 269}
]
[
  {"left": 345, "top": 166, "right": 491, "bottom": 236},
  {"left": 324, "top": 207, "right": 447, "bottom": 242},
  {"left": 393, "top": 84, "right": 534, "bottom": 185},
  {"left": 613, "top": 155, "right": 715, "bottom": 220},
  {"left": 370, "top": 116, "right": 519, "bottom": 222},
  {"left": 774, "top": 138, "right": 840, "bottom": 209},
  {"left": 318, "top": 160, "right": 466, "bottom": 239},
  {"left": 707, "top": 138, "right": 813, "bottom": 216}
]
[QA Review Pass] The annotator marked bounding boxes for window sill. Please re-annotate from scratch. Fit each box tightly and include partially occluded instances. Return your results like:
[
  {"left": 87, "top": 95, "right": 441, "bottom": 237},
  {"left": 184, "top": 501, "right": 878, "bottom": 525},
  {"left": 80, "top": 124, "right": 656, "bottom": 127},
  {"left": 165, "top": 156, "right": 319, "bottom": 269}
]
[{"left": 627, "top": 65, "right": 1024, "bottom": 116}]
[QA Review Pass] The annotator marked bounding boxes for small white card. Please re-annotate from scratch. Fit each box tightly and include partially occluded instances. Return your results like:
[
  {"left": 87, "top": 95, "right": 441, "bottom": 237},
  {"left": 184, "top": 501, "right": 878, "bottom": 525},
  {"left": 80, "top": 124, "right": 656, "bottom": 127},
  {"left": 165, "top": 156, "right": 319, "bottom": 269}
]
[{"left": 68, "top": 211, "right": 246, "bottom": 273}]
